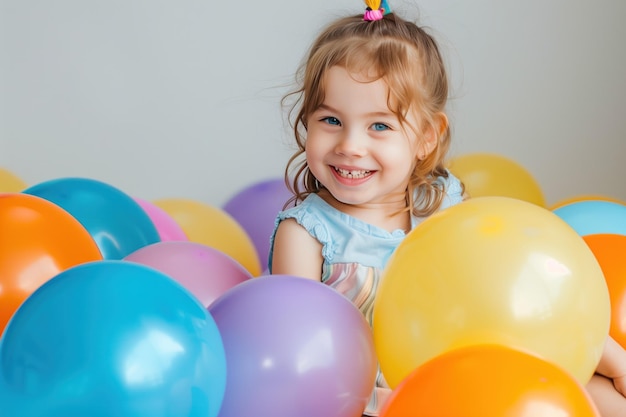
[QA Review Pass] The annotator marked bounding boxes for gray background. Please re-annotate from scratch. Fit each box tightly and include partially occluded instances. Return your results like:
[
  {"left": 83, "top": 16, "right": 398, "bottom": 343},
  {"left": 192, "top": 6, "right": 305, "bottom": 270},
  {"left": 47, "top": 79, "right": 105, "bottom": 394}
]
[{"left": 2, "top": 0, "right": 625, "bottom": 207}]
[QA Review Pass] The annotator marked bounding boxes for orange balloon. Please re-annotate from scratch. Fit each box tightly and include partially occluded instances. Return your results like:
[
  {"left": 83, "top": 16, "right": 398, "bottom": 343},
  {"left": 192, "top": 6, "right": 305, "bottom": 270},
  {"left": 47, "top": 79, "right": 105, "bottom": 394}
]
[
  {"left": 0, "top": 193, "right": 103, "bottom": 333},
  {"left": 583, "top": 234, "right": 626, "bottom": 349},
  {"left": 153, "top": 198, "right": 262, "bottom": 276},
  {"left": 380, "top": 344, "right": 599, "bottom": 417}
]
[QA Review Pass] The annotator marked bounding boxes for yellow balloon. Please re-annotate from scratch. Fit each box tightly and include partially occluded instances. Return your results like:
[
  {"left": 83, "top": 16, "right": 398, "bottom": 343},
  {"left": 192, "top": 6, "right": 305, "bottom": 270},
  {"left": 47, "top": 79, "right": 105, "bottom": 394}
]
[
  {"left": 153, "top": 198, "right": 262, "bottom": 276},
  {"left": 373, "top": 196, "right": 609, "bottom": 388},
  {"left": 0, "top": 168, "right": 27, "bottom": 192},
  {"left": 550, "top": 194, "right": 625, "bottom": 210},
  {"left": 448, "top": 153, "right": 546, "bottom": 207}
]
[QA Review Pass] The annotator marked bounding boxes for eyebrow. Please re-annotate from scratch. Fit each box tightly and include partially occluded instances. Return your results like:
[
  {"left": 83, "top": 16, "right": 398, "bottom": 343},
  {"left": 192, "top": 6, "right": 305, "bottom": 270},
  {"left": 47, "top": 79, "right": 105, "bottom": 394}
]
[{"left": 316, "top": 103, "right": 395, "bottom": 119}]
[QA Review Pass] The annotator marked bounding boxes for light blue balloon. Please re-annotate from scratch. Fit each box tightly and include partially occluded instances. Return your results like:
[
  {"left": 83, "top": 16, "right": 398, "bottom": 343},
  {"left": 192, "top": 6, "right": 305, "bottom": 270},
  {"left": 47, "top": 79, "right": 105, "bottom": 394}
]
[
  {"left": 553, "top": 200, "right": 626, "bottom": 236},
  {"left": 0, "top": 261, "right": 226, "bottom": 417},
  {"left": 23, "top": 177, "right": 160, "bottom": 259}
]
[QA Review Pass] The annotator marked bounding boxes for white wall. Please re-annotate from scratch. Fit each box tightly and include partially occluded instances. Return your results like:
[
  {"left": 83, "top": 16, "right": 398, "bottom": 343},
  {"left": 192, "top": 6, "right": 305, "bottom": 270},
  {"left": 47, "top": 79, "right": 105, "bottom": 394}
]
[{"left": 1, "top": 0, "right": 625, "bottom": 207}]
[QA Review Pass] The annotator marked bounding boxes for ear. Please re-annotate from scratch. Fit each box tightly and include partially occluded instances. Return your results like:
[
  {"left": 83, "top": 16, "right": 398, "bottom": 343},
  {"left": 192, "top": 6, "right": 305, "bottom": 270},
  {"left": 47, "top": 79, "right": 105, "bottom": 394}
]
[{"left": 418, "top": 112, "right": 448, "bottom": 160}]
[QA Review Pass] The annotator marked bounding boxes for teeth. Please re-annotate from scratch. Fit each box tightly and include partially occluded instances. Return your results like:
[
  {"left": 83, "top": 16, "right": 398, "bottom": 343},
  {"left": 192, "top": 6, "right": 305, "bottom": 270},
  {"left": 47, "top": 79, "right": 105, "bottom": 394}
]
[{"left": 334, "top": 167, "right": 371, "bottom": 179}]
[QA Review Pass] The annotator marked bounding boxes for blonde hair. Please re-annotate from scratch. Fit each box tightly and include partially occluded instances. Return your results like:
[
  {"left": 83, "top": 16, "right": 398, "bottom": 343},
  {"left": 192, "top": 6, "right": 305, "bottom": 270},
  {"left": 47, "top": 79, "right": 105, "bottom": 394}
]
[{"left": 283, "top": 13, "right": 454, "bottom": 217}]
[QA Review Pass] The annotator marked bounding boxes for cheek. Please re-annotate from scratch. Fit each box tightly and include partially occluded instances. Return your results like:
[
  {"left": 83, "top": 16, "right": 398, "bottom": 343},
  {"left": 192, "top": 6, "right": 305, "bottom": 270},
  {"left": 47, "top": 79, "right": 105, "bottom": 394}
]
[
  {"left": 305, "top": 140, "right": 324, "bottom": 173},
  {"left": 382, "top": 142, "right": 417, "bottom": 165},
  {"left": 304, "top": 134, "right": 326, "bottom": 160},
  {"left": 383, "top": 148, "right": 418, "bottom": 179}
]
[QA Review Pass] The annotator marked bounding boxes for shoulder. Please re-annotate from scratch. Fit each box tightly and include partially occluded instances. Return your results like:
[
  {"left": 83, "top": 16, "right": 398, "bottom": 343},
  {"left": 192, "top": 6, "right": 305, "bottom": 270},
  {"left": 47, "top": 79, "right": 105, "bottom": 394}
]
[
  {"left": 273, "top": 216, "right": 313, "bottom": 242},
  {"left": 274, "top": 194, "right": 334, "bottom": 236},
  {"left": 438, "top": 170, "right": 464, "bottom": 210},
  {"left": 270, "top": 196, "right": 329, "bottom": 279},
  {"left": 269, "top": 194, "right": 336, "bottom": 268},
  {"left": 271, "top": 217, "right": 324, "bottom": 279}
]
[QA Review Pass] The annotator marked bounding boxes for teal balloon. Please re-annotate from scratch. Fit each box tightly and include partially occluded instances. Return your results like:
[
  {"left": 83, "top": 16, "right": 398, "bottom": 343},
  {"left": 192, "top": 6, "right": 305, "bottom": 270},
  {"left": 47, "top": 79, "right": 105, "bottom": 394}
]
[
  {"left": 553, "top": 200, "right": 626, "bottom": 236},
  {"left": 0, "top": 261, "right": 226, "bottom": 417},
  {"left": 23, "top": 177, "right": 160, "bottom": 259}
]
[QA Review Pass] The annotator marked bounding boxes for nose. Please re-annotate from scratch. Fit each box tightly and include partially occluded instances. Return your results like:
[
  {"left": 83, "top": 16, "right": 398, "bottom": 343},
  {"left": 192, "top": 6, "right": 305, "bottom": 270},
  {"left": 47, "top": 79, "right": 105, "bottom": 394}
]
[{"left": 334, "top": 129, "right": 367, "bottom": 157}]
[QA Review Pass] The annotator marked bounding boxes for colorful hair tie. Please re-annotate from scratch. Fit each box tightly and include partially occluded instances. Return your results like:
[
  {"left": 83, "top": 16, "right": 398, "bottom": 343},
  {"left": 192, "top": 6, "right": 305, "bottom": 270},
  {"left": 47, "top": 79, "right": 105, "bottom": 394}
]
[
  {"left": 363, "top": 0, "right": 391, "bottom": 21},
  {"left": 381, "top": 0, "right": 391, "bottom": 14}
]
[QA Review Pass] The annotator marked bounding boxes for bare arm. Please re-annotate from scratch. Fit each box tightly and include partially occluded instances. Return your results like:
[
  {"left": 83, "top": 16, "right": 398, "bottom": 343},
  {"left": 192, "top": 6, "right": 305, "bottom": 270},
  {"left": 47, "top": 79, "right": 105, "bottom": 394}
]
[
  {"left": 596, "top": 335, "right": 626, "bottom": 396},
  {"left": 271, "top": 218, "right": 324, "bottom": 282}
]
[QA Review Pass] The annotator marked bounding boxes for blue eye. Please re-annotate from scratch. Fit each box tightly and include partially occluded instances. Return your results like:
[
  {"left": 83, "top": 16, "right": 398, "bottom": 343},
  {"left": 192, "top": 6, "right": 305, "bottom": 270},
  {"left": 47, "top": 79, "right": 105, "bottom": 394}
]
[
  {"left": 372, "top": 123, "right": 390, "bottom": 131},
  {"left": 322, "top": 117, "right": 341, "bottom": 126}
]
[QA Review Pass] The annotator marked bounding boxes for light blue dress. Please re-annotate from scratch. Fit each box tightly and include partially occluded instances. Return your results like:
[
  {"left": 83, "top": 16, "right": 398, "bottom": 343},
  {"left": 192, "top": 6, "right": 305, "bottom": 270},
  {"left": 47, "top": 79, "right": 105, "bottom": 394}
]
[{"left": 268, "top": 172, "right": 464, "bottom": 415}]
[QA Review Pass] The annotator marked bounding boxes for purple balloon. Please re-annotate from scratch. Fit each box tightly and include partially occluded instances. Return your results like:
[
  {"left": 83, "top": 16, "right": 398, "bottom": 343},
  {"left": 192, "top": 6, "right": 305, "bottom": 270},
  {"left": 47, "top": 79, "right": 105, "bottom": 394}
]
[
  {"left": 124, "top": 241, "right": 253, "bottom": 308},
  {"left": 222, "top": 178, "right": 292, "bottom": 269},
  {"left": 208, "top": 275, "right": 376, "bottom": 417}
]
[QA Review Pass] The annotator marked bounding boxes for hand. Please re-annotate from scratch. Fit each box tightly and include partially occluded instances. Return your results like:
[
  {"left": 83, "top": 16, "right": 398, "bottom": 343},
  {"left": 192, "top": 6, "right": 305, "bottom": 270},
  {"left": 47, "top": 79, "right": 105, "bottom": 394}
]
[
  {"left": 596, "top": 336, "right": 626, "bottom": 383},
  {"left": 612, "top": 374, "right": 626, "bottom": 398}
]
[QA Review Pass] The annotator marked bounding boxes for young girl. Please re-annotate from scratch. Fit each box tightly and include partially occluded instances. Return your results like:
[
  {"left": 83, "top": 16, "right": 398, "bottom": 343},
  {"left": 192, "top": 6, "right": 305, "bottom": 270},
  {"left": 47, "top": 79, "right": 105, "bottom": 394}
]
[
  {"left": 269, "top": 1, "right": 626, "bottom": 415},
  {"left": 270, "top": 2, "right": 462, "bottom": 414}
]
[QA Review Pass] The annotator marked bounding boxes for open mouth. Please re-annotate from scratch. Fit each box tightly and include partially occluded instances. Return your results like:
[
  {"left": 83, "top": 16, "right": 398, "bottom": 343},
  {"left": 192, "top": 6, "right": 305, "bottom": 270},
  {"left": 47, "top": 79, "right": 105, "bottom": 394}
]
[{"left": 333, "top": 166, "right": 372, "bottom": 179}]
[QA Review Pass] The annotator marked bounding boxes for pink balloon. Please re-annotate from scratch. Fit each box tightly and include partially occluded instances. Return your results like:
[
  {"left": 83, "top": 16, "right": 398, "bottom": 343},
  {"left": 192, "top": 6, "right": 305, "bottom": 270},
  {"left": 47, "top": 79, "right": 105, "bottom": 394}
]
[
  {"left": 124, "top": 241, "right": 252, "bottom": 307},
  {"left": 134, "top": 197, "right": 188, "bottom": 242}
]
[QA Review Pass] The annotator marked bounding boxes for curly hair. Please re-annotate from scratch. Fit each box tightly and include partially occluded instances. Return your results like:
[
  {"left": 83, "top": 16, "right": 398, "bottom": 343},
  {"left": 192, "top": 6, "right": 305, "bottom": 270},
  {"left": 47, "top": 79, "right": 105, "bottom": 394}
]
[{"left": 282, "top": 13, "right": 455, "bottom": 217}]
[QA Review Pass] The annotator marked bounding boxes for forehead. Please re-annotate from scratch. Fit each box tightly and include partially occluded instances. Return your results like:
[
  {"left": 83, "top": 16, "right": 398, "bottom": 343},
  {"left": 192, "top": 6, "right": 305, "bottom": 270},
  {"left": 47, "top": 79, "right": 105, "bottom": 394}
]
[{"left": 321, "top": 66, "right": 392, "bottom": 112}]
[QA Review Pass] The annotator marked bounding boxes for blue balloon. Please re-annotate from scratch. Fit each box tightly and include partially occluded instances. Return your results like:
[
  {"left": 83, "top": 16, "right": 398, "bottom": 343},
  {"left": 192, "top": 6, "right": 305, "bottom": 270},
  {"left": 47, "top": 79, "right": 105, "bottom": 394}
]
[
  {"left": 552, "top": 200, "right": 626, "bottom": 236},
  {"left": 23, "top": 177, "right": 160, "bottom": 259},
  {"left": 0, "top": 261, "right": 226, "bottom": 417}
]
